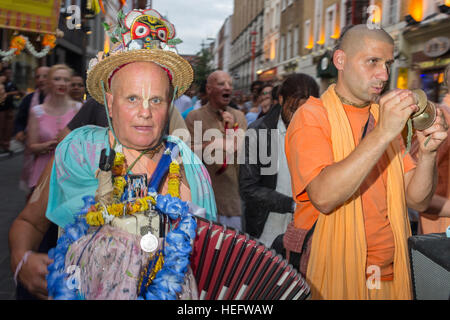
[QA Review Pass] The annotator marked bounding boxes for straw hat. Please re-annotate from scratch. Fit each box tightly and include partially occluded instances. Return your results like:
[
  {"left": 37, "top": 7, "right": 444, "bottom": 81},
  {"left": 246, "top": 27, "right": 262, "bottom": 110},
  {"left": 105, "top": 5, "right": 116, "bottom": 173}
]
[{"left": 86, "top": 9, "right": 193, "bottom": 104}]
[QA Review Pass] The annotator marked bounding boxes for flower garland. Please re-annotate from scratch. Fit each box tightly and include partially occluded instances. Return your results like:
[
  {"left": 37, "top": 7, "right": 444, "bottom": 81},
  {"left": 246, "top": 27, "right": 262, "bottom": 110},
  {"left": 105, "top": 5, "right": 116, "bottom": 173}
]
[
  {"left": 167, "top": 160, "right": 181, "bottom": 198},
  {"left": 0, "top": 34, "right": 56, "bottom": 62},
  {"left": 47, "top": 192, "right": 197, "bottom": 300}
]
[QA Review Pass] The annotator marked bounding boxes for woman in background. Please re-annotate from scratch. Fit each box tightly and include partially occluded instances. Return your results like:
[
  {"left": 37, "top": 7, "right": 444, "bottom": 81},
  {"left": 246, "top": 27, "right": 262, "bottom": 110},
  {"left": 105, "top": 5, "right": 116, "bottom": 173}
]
[{"left": 27, "top": 64, "right": 81, "bottom": 191}]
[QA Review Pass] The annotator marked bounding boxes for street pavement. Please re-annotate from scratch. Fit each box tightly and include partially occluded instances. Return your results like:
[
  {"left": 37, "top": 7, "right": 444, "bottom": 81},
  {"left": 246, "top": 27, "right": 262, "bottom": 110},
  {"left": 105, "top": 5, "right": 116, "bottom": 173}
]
[{"left": 0, "top": 139, "right": 27, "bottom": 300}]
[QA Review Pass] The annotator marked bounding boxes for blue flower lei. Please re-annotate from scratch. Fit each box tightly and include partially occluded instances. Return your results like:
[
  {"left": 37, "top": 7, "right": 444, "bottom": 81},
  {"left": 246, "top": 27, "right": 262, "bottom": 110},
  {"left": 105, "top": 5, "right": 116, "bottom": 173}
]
[{"left": 46, "top": 191, "right": 197, "bottom": 300}]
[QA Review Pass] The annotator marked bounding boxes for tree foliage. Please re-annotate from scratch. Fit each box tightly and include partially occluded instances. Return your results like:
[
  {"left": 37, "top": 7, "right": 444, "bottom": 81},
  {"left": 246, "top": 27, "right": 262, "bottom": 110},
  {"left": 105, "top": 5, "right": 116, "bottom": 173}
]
[{"left": 192, "top": 48, "right": 215, "bottom": 88}]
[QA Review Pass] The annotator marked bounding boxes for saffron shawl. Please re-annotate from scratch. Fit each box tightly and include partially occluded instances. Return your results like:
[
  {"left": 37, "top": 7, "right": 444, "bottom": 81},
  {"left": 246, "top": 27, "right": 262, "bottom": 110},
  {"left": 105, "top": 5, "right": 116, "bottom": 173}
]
[
  {"left": 306, "top": 85, "right": 412, "bottom": 300},
  {"left": 46, "top": 126, "right": 217, "bottom": 228}
]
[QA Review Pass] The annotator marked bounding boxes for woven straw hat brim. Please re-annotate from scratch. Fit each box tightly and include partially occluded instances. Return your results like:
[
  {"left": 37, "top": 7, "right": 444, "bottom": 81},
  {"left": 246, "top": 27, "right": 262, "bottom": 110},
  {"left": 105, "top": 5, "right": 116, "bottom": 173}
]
[{"left": 86, "top": 49, "right": 193, "bottom": 104}]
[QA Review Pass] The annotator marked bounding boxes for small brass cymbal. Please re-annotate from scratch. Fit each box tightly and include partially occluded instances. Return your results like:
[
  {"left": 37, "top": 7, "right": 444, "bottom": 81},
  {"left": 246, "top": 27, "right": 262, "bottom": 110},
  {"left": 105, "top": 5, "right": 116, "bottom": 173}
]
[
  {"left": 411, "top": 89, "right": 428, "bottom": 116},
  {"left": 412, "top": 101, "right": 436, "bottom": 131}
]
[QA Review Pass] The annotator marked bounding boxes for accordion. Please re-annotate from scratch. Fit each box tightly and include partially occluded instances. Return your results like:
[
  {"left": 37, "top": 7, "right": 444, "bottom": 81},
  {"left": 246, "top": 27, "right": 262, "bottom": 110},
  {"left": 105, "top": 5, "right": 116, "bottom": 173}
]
[
  {"left": 190, "top": 217, "right": 310, "bottom": 300},
  {"left": 408, "top": 233, "right": 450, "bottom": 300}
]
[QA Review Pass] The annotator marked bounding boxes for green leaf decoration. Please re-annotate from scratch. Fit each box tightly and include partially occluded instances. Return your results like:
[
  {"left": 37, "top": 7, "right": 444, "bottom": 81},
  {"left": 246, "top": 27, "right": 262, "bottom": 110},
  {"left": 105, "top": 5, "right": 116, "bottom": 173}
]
[
  {"left": 126, "top": 270, "right": 134, "bottom": 278},
  {"left": 102, "top": 22, "right": 110, "bottom": 31},
  {"left": 117, "top": 10, "right": 125, "bottom": 21},
  {"left": 167, "top": 38, "right": 183, "bottom": 46}
]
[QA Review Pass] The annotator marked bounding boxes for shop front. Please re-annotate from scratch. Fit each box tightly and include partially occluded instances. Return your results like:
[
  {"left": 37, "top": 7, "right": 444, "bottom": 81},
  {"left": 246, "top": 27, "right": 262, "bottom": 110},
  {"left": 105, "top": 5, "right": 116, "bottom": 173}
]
[
  {"left": 257, "top": 66, "right": 278, "bottom": 82},
  {"left": 402, "top": 17, "right": 450, "bottom": 103}
]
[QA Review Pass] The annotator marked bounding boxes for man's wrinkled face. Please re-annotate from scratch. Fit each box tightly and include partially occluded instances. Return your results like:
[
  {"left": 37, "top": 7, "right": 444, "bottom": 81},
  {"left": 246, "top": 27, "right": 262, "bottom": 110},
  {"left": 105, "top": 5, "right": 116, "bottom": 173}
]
[
  {"left": 207, "top": 72, "right": 233, "bottom": 109},
  {"left": 106, "top": 62, "right": 170, "bottom": 150},
  {"left": 69, "top": 76, "right": 86, "bottom": 101},
  {"left": 342, "top": 38, "right": 394, "bottom": 103}
]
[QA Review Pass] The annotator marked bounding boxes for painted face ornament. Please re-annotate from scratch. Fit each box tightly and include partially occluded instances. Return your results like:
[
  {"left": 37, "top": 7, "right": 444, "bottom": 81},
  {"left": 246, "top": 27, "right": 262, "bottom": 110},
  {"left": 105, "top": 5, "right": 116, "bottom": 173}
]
[
  {"left": 122, "top": 9, "right": 176, "bottom": 51},
  {"left": 142, "top": 84, "right": 151, "bottom": 110}
]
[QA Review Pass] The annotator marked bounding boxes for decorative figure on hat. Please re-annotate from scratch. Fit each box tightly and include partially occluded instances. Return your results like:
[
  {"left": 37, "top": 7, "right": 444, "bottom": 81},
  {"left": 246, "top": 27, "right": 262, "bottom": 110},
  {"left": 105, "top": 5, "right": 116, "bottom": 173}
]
[{"left": 122, "top": 9, "right": 176, "bottom": 51}]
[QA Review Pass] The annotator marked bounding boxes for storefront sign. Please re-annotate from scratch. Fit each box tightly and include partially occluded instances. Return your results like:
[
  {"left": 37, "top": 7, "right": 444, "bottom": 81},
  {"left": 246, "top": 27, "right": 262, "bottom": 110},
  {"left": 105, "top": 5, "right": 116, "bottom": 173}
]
[
  {"left": 0, "top": 0, "right": 61, "bottom": 34},
  {"left": 424, "top": 37, "right": 449, "bottom": 58},
  {"left": 418, "top": 57, "right": 450, "bottom": 70},
  {"left": 258, "top": 67, "right": 277, "bottom": 81}
]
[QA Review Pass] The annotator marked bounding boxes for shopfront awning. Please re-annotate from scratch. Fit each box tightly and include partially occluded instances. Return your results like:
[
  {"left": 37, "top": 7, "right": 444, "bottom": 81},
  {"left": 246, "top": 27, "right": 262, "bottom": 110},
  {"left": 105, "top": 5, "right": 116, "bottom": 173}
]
[
  {"left": 257, "top": 67, "right": 277, "bottom": 82},
  {"left": 0, "top": 0, "right": 61, "bottom": 34}
]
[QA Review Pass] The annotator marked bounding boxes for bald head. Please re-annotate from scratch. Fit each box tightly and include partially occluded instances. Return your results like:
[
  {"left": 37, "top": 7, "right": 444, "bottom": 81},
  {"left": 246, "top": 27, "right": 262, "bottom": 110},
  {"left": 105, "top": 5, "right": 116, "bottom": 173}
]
[
  {"left": 207, "top": 70, "right": 230, "bottom": 85},
  {"left": 206, "top": 70, "right": 233, "bottom": 109},
  {"left": 337, "top": 24, "right": 394, "bottom": 55},
  {"left": 333, "top": 25, "right": 395, "bottom": 105}
]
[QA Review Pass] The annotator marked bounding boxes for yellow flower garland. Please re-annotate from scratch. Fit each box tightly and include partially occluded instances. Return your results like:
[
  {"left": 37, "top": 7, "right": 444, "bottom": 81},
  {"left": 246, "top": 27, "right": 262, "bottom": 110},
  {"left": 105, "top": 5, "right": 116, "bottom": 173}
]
[
  {"left": 42, "top": 34, "right": 56, "bottom": 49},
  {"left": 167, "top": 160, "right": 181, "bottom": 199},
  {"left": 10, "top": 36, "right": 26, "bottom": 55},
  {"left": 113, "top": 176, "right": 126, "bottom": 200}
]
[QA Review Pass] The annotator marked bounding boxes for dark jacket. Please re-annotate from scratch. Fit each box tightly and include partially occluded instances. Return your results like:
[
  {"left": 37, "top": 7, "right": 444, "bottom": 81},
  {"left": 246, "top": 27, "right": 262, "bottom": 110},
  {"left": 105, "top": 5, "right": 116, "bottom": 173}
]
[
  {"left": 14, "top": 91, "right": 45, "bottom": 134},
  {"left": 239, "top": 104, "right": 294, "bottom": 238}
]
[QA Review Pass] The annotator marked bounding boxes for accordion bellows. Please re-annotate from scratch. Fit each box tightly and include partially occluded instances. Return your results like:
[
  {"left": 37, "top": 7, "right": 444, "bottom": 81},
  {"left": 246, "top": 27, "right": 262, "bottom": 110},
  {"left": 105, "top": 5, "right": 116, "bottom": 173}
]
[{"left": 191, "top": 217, "right": 310, "bottom": 300}]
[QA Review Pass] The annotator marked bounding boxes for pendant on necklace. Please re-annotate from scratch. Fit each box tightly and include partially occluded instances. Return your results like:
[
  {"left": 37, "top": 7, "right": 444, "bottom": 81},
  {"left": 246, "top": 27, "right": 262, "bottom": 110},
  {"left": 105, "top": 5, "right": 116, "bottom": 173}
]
[{"left": 140, "top": 232, "right": 159, "bottom": 253}]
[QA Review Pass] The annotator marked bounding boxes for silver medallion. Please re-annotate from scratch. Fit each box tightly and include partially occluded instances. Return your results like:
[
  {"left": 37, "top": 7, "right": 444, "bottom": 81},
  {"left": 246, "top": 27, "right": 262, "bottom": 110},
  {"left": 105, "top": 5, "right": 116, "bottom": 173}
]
[{"left": 140, "top": 233, "right": 159, "bottom": 253}]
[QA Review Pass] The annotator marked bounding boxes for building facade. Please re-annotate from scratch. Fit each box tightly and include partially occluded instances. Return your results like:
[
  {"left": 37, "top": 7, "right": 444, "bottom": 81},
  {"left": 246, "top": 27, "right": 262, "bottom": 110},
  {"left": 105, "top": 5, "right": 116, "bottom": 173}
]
[
  {"left": 229, "top": 0, "right": 265, "bottom": 93},
  {"left": 398, "top": 0, "right": 450, "bottom": 103},
  {"left": 270, "top": 0, "right": 449, "bottom": 98},
  {"left": 214, "top": 15, "right": 232, "bottom": 73},
  {"left": 258, "top": 0, "right": 282, "bottom": 83}
]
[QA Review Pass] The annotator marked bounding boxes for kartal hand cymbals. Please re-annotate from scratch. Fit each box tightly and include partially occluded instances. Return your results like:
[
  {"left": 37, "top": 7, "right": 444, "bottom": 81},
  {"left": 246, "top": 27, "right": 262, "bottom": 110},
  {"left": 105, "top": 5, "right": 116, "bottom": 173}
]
[{"left": 411, "top": 89, "right": 436, "bottom": 131}]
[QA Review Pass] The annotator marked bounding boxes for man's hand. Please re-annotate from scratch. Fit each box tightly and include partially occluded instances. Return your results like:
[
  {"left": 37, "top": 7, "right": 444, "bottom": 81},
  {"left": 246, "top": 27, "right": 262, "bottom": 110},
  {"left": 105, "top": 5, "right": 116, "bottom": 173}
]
[
  {"left": 18, "top": 252, "right": 53, "bottom": 300},
  {"left": 376, "top": 89, "right": 418, "bottom": 142},
  {"left": 41, "top": 140, "right": 58, "bottom": 154},
  {"left": 415, "top": 107, "right": 448, "bottom": 154},
  {"left": 221, "top": 110, "right": 235, "bottom": 129},
  {"left": 15, "top": 131, "right": 26, "bottom": 143}
]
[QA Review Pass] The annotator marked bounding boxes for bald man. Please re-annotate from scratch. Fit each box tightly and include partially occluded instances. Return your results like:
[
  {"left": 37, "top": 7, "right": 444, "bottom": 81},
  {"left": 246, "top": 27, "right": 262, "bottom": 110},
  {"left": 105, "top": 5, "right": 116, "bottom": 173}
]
[
  {"left": 185, "top": 70, "right": 247, "bottom": 230},
  {"left": 284, "top": 25, "right": 447, "bottom": 299}
]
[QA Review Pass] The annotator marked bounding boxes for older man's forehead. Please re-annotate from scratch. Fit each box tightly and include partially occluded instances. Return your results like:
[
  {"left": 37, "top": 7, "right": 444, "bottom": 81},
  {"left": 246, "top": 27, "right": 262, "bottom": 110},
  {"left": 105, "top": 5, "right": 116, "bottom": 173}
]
[
  {"left": 111, "top": 62, "right": 170, "bottom": 92},
  {"left": 212, "top": 71, "right": 232, "bottom": 83}
]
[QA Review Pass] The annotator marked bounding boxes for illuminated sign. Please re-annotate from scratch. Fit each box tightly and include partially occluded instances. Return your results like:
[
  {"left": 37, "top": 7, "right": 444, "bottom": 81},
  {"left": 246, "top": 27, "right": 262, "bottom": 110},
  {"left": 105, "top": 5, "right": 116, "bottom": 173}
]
[
  {"left": 0, "top": 0, "right": 61, "bottom": 34},
  {"left": 424, "top": 37, "right": 449, "bottom": 58}
]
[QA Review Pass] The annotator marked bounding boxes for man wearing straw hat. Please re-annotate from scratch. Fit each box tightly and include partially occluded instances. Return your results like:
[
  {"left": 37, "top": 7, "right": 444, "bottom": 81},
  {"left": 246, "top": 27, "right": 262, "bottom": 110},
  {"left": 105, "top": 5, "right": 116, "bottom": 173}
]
[
  {"left": 9, "top": 8, "right": 216, "bottom": 300},
  {"left": 284, "top": 24, "right": 448, "bottom": 300}
]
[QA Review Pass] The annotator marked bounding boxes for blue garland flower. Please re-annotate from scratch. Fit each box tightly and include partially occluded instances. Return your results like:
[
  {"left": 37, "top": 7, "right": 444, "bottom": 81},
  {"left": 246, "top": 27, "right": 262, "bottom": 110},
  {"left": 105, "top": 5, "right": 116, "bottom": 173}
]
[{"left": 46, "top": 194, "right": 197, "bottom": 300}]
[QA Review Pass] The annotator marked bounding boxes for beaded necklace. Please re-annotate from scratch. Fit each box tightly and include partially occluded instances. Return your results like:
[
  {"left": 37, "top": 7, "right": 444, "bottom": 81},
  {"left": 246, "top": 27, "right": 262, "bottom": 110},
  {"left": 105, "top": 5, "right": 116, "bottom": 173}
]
[{"left": 335, "top": 90, "right": 370, "bottom": 108}]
